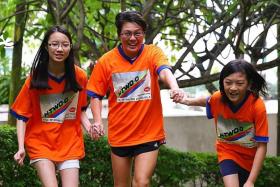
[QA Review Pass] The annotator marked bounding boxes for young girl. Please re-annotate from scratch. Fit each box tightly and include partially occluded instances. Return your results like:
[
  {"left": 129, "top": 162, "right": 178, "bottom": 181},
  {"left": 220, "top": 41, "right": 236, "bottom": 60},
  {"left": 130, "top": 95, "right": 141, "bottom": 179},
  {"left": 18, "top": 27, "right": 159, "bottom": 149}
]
[
  {"left": 176, "top": 59, "right": 269, "bottom": 187},
  {"left": 10, "top": 25, "right": 95, "bottom": 187}
]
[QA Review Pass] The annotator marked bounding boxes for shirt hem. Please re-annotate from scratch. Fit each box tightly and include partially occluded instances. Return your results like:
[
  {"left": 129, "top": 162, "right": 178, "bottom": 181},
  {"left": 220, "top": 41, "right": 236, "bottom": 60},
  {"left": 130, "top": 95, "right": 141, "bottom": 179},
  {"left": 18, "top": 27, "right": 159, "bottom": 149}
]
[
  {"left": 28, "top": 154, "right": 85, "bottom": 162},
  {"left": 108, "top": 136, "right": 166, "bottom": 147}
]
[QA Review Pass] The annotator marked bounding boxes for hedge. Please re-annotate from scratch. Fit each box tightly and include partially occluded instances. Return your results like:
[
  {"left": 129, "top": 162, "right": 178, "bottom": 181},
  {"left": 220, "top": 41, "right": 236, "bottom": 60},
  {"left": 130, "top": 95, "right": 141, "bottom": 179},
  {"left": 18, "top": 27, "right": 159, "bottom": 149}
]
[{"left": 0, "top": 125, "right": 279, "bottom": 186}]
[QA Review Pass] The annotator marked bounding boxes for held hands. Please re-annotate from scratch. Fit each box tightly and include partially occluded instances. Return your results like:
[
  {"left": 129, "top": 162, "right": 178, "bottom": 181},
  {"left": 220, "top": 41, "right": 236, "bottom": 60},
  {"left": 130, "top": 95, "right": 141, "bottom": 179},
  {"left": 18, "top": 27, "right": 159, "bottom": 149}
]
[
  {"left": 170, "top": 89, "right": 185, "bottom": 103},
  {"left": 170, "top": 90, "right": 192, "bottom": 105},
  {"left": 88, "top": 122, "right": 105, "bottom": 140},
  {"left": 14, "top": 148, "right": 26, "bottom": 166}
]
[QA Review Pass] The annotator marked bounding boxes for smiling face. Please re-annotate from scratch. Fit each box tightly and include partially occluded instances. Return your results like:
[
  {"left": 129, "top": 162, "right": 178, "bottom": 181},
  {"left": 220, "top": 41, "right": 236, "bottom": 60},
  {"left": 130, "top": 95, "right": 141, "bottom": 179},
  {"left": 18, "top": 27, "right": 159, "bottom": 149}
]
[
  {"left": 119, "top": 22, "right": 144, "bottom": 58},
  {"left": 47, "top": 32, "right": 71, "bottom": 64},
  {"left": 223, "top": 72, "right": 250, "bottom": 105}
]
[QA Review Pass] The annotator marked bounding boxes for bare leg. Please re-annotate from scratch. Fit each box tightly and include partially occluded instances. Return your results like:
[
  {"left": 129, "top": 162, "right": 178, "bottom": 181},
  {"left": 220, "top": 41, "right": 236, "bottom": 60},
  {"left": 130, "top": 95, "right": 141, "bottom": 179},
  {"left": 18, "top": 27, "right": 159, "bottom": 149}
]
[
  {"left": 111, "top": 152, "right": 133, "bottom": 187},
  {"left": 60, "top": 168, "right": 79, "bottom": 187},
  {"left": 223, "top": 174, "right": 239, "bottom": 187},
  {"left": 132, "top": 150, "right": 159, "bottom": 187},
  {"left": 33, "top": 160, "right": 58, "bottom": 187}
]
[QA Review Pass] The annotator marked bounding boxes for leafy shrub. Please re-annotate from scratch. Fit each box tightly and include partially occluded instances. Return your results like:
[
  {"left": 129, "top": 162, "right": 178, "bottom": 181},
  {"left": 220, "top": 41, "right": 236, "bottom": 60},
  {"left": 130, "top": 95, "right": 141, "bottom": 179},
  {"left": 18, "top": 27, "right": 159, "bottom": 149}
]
[
  {"left": 191, "top": 153, "right": 223, "bottom": 187},
  {"left": 256, "top": 156, "right": 280, "bottom": 186},
  {"left": 153, "top": 147, "right": 202, "bottom": 187},
  {"left": 0, "top": 59, "right": 29, "bottom": 104},
  {"left": 0, "top": 125, "right": 41, "bottom": 186},
  {"left": 0, "top": 125, "right": 279, "bottom": 186},
  {"left": 80, "top": 136, "right": 113, "bottom": 187}
]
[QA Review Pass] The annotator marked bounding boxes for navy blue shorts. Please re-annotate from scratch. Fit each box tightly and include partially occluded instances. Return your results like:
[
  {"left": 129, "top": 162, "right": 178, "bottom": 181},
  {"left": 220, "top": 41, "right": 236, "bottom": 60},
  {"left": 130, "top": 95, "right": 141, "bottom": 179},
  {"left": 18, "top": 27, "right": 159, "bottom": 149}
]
[
  {"left": 219, "top": 159, "right": 250, "bottom": 186},
  {"left": 110, "top": 140, "right": 165, "bottom": 158}
]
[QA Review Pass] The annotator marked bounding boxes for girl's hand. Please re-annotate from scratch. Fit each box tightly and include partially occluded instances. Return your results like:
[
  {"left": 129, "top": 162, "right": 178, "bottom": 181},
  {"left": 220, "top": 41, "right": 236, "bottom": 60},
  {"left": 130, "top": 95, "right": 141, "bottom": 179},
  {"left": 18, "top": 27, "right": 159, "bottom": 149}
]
[
  {"left": 89, "top": 122, "right": 105, "bottom": 140},
  {"left": 14, "top": 148, "right": 25, "bottom": 166},
  {"left": 170, "top": 89, "right": 184, "bottom": 103},
  {"left": 84, "top": 123, "right": 95, "bottom": 140},
  {"left": 243, "top": 180, "right": 254, "bottom": 187}
]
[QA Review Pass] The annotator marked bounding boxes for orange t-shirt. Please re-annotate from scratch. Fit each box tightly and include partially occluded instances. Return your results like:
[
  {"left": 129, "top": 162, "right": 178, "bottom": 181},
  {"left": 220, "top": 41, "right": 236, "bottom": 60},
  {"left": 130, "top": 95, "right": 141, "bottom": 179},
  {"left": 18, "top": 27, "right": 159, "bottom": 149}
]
[
  {"left": 10, "top": 66, "right": 88, "bottom": 161},
  {"left": 87, "top": 44, "right": 170, "bottom": 146},
  {"left": 206, "top": 91, "right": 269, "bottom": 171}
]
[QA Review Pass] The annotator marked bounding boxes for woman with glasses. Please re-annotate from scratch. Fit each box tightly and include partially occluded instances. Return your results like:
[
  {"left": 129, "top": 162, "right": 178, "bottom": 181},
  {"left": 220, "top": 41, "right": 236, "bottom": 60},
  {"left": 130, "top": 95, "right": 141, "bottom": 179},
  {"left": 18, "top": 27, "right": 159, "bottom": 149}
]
[
  {"left": 11, "top": 25, "right": 95, "bottom": 187},
  {"left": 87, "top": 11, "right": 184, "bottom": 187}
]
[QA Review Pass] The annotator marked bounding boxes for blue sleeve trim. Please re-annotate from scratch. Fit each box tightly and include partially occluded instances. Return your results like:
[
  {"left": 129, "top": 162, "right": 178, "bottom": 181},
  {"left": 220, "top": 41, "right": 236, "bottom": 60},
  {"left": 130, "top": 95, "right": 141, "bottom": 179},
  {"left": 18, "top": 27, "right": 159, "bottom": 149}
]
[
  {"left": 9, "top": 109, "right": 28, "bottom": 122},
  {"left": 87, "top": 90, "right": 103, "bottom": 100},
  {"left": 206, "top": 97, "right": 213, "bottom": 119},
  {"left": 157, "top": 65, "right": 172, "bottom": 75},
  {"left": 254, "top": 136, "right": 269, "bottom": 142}
]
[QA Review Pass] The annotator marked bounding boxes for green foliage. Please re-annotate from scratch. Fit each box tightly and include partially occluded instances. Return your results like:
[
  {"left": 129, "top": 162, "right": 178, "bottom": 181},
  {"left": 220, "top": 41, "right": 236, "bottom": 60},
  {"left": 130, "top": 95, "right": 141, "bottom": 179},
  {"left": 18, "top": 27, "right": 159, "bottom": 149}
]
[
  {"left": 80, "top": 136, "right": 113, "bottom": 186},
  {"left": 0, "top": 125, "right": 41, "bottom": 186},
  {"left": 0, "top": 56, "right": 10, "bottom": 104},
  {"left": 153, "top": 147, "right": 202, "bottom": 187},
  {"left": 0, "top": 0, "right": 17, "bottom": 42},
  {"left": 256, "top": 156, "right": 280, "bottom": 186},
  {"left": 0, "top": 125, "right": 279, "bottom": 186},
  {"left": 0, "top": 46, "right": 5, "bottom": 58},
  {"left": 0, "top": 57, "right": 29, "bottom": 104},
  {"left": 192, "top": 153, "right": 223, "bottom": 187}
]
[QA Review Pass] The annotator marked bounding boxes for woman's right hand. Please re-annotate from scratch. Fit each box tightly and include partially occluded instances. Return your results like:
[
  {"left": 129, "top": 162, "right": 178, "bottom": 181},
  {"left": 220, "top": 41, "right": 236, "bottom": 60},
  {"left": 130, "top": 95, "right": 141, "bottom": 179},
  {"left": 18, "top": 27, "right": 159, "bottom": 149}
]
[{"left": 14, "top": 148, "right": 25, "bottom": 166}]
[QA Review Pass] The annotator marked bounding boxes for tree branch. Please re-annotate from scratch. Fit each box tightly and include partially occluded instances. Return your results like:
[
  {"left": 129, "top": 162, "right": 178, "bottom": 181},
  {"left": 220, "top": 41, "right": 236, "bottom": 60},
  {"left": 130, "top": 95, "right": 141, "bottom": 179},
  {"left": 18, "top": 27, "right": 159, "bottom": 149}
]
[
  {"left": 60, "top": 0, "right": 77, "bottom": 20},
  {"left": 172, "top": 60, "right": 280, "bottom": 88}
]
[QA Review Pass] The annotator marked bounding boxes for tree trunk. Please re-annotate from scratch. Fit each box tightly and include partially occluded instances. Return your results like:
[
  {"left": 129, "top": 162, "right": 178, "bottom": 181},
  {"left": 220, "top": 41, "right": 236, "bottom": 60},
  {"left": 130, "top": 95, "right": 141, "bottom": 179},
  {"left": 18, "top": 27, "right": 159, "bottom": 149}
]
[
  {"left": 8, "top": 1, "right": 27, "bottom": 126},
  {"left": 277, "top": 60, "right": 280, "bottom": 156},
  {"left": 277, "top": 24, "right": 280, "bottom": 156},
  {"left": 120, "top": 0, "right": 126, "bottom": 12}
]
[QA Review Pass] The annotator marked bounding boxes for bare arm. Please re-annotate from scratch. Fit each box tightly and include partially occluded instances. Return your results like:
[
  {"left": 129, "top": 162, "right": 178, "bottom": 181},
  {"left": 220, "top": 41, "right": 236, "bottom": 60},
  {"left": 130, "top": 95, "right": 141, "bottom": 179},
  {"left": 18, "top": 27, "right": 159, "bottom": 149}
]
[
  {"left": 244, "top": 142, "right": 267, "bottom": 187},
  {"left": 80, "top": 110, "right": 97, "bottom": 139},
  {"left": 159, "top": 68, "right": 179, "bottom": 90},
  {"left": 179, "top": 95, "right": 208, "bottom": 107},
  {"left": 16, "top": 120, "right": 26, "bottom": 150},
  {"left": 159, "top": 68, "right": 184, "bottom": 102},
  {"left": 81, "top": 111, "right": 91, "bottom": 132},
  {"left": 89, "top": 98, "right": 104, "bottom": 138},
  {"left": 90, "top": 98, "right": 102, "bottom": 124},
  {"left": 14, "top": 120, "right": 26, "bottom": 166}
]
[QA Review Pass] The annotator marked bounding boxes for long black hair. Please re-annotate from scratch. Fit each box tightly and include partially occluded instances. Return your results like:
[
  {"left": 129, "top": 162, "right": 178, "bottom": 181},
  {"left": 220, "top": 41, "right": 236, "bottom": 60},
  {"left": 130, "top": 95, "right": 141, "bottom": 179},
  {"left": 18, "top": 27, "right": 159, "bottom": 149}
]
[
  {"left": 219, "top": 59, "right": 268, "bottom": 102},
  {"left": 30, "top": 25, "right": 81, "bottom": 92}
]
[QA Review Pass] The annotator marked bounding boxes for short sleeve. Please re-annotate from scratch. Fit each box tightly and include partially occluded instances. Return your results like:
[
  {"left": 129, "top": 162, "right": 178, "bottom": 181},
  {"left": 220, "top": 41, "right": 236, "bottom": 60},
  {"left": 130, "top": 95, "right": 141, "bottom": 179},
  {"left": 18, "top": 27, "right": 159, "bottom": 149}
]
[
  {"left": 10, "top": 78, "right": 32, "bottom": 122},
  {"left": 86, "top": 61, "right": 109, "bottom": 98},
  {"left": 253, "top": 98, "right": 269, "bottom": 142},
  {"left": 206, "top": 91, "right": 221, "bottom": 119},
  {"left": 206, "top": 96, "right": 213, "bottom": 119},
  {"left": 151, "top": 46, "right": 171, "bottom": 75}
]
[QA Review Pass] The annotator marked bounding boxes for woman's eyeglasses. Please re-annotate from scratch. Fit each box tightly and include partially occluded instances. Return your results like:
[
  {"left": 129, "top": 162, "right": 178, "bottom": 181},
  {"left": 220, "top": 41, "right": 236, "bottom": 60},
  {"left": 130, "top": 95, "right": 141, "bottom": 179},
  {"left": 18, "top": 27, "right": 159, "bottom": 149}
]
[
  {"left": 120, "top": 31, "right": 144, "bottom": 38},
  {"left": 48, "top": 42, "right": 71, "bottom": 49}
]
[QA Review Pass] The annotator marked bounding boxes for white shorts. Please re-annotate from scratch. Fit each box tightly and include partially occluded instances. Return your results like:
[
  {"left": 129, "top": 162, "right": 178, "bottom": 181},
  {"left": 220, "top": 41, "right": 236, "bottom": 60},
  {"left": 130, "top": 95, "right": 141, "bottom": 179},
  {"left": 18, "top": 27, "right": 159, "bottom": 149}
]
[{"left": 30, "top": 159, "right": 80, "bottom": 171}]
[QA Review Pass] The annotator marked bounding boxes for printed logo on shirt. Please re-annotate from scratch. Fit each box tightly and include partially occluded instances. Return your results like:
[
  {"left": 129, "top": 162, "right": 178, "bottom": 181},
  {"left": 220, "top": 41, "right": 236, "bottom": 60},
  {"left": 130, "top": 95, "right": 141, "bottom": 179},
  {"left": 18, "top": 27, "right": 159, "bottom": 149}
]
[
  {"left": 40, "top": 92, "right": 79, "bottom": 123},
  {"left": 112, "top": 70, "right": 151, "bottom": 102},
  {"left": 216, "top": 115, "right": 256, "bottom": 148}
]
